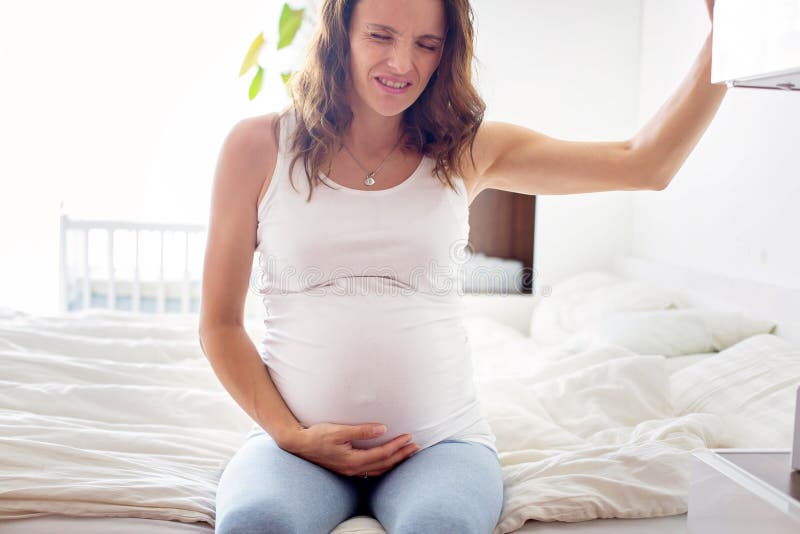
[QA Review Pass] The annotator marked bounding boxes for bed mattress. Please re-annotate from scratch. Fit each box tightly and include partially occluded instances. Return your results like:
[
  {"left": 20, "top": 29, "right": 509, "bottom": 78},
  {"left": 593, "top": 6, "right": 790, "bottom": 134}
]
[{"left": 0, "top": 512, "right": 688, "bottom": 534}]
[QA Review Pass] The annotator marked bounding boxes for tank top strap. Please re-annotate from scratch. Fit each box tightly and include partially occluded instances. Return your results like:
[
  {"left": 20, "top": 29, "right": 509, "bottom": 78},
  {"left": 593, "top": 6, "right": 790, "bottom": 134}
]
[
  {"left": 277, "top": 108, "right": 298, "bottom": 158},
  {"left": 258, "top": 109, "right": 301, "bottom": 215}
]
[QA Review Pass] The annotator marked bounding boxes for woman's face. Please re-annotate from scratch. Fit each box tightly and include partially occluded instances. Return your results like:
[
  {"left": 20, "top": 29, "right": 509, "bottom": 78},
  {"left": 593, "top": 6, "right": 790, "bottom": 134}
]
[{"left": 347, "top": 0, "right": 446, "bottom": 117}]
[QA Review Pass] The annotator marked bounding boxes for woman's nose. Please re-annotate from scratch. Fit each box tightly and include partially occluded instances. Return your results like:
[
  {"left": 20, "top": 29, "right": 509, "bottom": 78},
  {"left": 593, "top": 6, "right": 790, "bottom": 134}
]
[{"left": 386, "top": 43, "right": 413, "bottom": 74}]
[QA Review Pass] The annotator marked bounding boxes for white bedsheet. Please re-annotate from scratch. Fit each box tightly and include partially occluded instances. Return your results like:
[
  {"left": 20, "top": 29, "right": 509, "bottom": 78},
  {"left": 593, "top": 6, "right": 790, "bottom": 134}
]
[
  {"left": 0, "top": 309, "right": 795, "bottom": 534},
  {"left": 0, "top": 317, "right": 252, "bottom": 525},
  {"left": 469, "top": 342, "right": 727, "bottom": 532}
]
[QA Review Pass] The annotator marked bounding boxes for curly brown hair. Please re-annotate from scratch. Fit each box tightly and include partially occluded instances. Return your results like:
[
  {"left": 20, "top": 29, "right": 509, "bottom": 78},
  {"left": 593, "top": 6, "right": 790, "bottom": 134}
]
[{"left": 273, "top": 0, "right": 485, "bottom": 202}]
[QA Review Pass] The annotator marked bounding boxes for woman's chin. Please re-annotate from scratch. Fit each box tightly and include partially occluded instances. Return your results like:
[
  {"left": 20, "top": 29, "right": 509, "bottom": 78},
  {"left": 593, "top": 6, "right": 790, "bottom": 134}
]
[
  {"left": 367, "top": 95, "right": 416, "bottom": 117},
  {"left": 370, "top": 104, "right": 407, "bottom": 117}
]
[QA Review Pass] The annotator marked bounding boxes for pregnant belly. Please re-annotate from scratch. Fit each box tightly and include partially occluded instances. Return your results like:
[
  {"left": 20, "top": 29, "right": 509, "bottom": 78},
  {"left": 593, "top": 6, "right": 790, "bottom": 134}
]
[{"left": 258, "top": 285, "right": 479, "bottom": 449}]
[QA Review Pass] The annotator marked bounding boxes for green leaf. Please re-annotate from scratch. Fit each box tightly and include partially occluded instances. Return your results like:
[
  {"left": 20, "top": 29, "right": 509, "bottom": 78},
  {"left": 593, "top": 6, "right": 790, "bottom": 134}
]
[
  {"left": 278, "top": 4, "right": 304, "bottom": 50},
  {"left": 239, "top": 32, "right": 264, "bottom": 76},
  {"left": 249, "top": 66, "right": 264, "bottom": 100}
]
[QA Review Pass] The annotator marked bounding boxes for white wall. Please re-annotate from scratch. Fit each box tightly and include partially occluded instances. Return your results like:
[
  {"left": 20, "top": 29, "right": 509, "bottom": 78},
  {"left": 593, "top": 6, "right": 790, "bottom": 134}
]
[
  {"left": 471, "top": 0, "right": 644, "bottom": 294},
  {"left": 635, "top": 0, "right": 800, "bottom": 289},
  {"left": 0, "top": 0, "right": 303, "bottom": 314}
]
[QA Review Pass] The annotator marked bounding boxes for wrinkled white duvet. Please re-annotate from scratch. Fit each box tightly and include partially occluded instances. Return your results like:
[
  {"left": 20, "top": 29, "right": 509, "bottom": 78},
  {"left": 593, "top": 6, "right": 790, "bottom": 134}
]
[
  {"left": 0, "top": 310, "right": 796, "bottom": 534},
  {"left": 474, "top": 344, "right": 724, "bottom": 532}
]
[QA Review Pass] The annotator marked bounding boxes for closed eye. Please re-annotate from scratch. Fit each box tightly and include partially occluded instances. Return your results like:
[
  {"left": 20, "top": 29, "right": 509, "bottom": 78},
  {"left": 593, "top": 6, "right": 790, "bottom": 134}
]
[{"left": 369, "top": 33, "right": 438, "bottom": 52}]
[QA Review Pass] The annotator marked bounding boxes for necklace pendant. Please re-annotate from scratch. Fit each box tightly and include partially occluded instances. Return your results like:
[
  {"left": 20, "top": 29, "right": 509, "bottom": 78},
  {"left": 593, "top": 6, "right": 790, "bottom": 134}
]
[{"left": 364, "top": 172, "right": 376, "bottom": 186}]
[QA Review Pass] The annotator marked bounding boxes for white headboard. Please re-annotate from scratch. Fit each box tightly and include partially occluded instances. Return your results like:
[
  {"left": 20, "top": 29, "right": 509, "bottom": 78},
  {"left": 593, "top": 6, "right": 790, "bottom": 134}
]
[{"left": 611, "top": 255, "right": 800, "bottom": 345}]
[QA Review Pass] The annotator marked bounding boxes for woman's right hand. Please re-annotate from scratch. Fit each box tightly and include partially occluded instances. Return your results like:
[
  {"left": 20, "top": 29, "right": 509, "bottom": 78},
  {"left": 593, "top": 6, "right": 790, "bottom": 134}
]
[{"left": 280, "top": 422, "right": 421, "bottom": 477}]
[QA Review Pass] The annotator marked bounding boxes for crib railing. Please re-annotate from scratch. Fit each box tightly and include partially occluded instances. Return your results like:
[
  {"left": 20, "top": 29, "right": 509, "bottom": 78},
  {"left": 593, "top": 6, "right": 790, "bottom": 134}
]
[
  {"left": 59, "top": 214, "right": 207, "bottom": 314},
  {"left": 58, "top": 212, "right": 525, "bottom": 316}
]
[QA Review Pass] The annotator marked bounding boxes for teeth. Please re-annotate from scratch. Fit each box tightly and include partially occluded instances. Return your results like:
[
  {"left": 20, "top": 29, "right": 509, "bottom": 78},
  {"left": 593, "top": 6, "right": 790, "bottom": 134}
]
[{"left": 378, "top": 77, "right": 408, "bottom": 89}]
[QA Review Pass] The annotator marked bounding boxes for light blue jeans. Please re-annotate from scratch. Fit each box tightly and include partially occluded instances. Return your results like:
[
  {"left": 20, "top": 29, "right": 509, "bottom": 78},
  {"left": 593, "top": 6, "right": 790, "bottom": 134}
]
[{"left": 214, "top": 429, "right": 504, "bottom": 534}]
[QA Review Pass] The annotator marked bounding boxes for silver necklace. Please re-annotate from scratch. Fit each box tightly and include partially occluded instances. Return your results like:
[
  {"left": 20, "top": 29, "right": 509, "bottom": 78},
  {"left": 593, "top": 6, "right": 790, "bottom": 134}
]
[{"left": 341, "top": 135, "right": 403, "bottom": 186}]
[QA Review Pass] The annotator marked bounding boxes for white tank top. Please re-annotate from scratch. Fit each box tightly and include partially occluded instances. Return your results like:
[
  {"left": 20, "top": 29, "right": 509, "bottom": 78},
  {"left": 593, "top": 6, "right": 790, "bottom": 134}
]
[{"left": 251, "top": 109, "right": 497, "bottom": 455}]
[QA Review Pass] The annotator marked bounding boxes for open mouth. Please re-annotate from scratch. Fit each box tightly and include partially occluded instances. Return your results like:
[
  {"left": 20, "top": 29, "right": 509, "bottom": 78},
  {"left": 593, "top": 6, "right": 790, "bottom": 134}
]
[{"left": 374, "top": 77, "right": 411, "bottom": 94}]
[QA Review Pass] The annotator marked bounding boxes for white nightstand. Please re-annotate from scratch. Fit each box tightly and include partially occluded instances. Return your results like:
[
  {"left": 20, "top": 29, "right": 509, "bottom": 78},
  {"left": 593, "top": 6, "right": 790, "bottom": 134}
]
[{"left": 687, "top": 449, "right": 800, "bottom": 533}]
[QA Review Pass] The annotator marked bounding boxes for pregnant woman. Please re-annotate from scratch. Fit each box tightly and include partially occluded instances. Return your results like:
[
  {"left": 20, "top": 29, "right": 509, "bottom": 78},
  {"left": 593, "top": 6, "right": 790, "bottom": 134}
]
[{"left": 199, "top": 0, "right": 724, "bottom": 532}]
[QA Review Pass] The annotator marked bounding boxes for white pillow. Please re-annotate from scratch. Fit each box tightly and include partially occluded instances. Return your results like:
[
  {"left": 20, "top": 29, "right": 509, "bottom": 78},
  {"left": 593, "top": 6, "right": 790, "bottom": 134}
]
[
  {"left": 530, "top": 271, "right": 681, "bottom": 346},
  {"left": 670, "top": 333, "right": 800, "bottom": 448},
  {"left": 702, "top": 310, "right": 778, "bottom": 351},
  {"left": 542, "top": 270, "right": 623, "bottom": 298},
  {"left": 565, "top": 309, "right": 777, "bottom": 356}
]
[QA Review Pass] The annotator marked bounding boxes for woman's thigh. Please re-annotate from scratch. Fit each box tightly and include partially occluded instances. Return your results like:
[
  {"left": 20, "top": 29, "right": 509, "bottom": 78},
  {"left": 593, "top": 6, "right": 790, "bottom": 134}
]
[
  {"left": 366, "top": 439, "right": 504, "bottom": 534},
  {"left": 215, "top": 432, "right": 361, "bottom": 534}
]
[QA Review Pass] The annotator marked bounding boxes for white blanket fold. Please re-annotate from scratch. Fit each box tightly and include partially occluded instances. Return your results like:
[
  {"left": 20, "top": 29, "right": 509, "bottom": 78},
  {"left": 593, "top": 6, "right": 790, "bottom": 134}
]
[{"left": 472, "top": 343, "right": 727, "bottom": 532}]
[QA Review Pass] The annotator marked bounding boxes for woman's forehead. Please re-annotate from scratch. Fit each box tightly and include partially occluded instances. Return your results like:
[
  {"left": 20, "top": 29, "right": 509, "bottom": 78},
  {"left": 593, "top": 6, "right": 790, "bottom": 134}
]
[{"left": 351, "top": 0, "right": 446, "bottom": 36}]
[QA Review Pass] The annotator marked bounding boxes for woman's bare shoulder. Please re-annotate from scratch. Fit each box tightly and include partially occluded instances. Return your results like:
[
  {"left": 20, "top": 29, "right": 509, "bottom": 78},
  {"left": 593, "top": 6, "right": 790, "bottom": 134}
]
[
  {"left": 225, "top": 113, "right": 282, "bottom": 208},
  {"left": 235, "top": 112, "right": 281, "bottom": 163}
]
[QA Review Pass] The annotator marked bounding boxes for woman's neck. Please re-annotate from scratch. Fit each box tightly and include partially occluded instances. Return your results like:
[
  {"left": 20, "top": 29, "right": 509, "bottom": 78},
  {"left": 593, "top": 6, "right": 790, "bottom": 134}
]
[{"left": 343, "top": 98, "right": 405, "bottom": 157}]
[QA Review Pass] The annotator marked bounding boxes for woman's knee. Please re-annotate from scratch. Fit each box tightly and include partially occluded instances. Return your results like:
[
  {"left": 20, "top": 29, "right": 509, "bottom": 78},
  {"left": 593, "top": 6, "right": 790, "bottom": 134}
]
[
  {"left": 215, "top": 501, "right": 302, "bottom": 534},
  {"left": 390, "top": 507, "right": 489, "bottom": 534}
]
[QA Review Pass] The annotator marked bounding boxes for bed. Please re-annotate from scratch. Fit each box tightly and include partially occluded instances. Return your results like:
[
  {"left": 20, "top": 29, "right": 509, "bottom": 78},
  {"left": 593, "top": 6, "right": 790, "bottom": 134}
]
[{"left": 2, "top": 252, "right": 799, "bottom": 534}]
